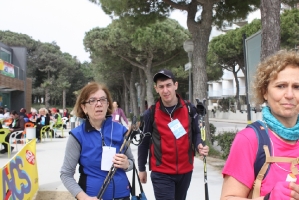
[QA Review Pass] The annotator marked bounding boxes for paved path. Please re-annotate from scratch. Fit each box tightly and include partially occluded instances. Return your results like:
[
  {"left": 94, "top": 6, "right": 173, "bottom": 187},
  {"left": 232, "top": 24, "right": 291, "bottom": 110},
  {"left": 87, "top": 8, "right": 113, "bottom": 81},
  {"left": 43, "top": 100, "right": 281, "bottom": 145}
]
[{"left": 0, "top": 127, "right": 224, "bottom": 199}]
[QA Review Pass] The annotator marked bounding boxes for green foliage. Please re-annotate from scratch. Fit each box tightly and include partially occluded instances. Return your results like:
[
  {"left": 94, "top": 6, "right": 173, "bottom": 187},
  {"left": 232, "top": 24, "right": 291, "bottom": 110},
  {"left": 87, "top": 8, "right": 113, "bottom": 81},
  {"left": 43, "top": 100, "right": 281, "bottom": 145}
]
[
  {"left": 281, "top": 9, "right": 299, "bottom": 49},
  {"left": 195, "top": 139, "right": 221, "bottom": 159},
  {"left": 214, "top": 130, "right": 237, "bottom": 159},
  {"left": 95, "top": 0, "right": 171, "bottom": 25},
  {"left": 83, "top": 18, "right": 190, "bottom": 106},
  {"left": 218, "top": 97, "right": 236, "bottom": 112},
  {"left": 0, "top": 30, "right": 92, "bottom": 108},
  {"left": 209, "top": 123, "right": 217, "bottom": 145},
  {"left": 91, "top": 0, "right": 260, "bottom": 30}
]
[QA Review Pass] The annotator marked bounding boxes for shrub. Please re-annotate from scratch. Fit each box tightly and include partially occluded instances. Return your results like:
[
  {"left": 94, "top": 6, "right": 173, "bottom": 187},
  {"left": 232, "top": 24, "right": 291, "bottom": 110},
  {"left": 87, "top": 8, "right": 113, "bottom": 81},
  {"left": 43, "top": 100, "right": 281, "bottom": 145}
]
[
  {"left": 209, "top": 123, "right": 216, "bottom": 145},
  {"left": 214, "top": 130, "right": 237, "bottom": 159}
]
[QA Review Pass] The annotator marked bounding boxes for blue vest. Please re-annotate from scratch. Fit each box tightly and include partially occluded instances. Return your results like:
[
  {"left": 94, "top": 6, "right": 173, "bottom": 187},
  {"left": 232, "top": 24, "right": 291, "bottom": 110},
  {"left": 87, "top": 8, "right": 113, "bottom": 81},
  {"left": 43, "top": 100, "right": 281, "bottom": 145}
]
[{"left": 71, "top": 117, "right": 130, "bottom": 199}]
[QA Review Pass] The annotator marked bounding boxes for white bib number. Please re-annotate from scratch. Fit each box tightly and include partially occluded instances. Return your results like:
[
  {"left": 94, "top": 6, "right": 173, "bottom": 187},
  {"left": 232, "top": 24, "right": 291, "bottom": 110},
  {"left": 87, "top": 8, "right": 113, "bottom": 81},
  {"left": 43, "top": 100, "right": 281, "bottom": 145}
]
[
  {"left": 101, "top": 146, "right": 116, "bottom": 171},
  {"left": 168, "top": 119, "right": 186, "bottom": 139}
]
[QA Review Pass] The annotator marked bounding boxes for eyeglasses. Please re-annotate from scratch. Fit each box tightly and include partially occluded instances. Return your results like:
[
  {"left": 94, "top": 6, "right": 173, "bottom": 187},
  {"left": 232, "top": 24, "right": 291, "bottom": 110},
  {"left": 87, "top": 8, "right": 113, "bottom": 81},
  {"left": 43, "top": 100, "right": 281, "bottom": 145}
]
[{"left": 85, "top": 98, "right": 108, "bottom": 105}]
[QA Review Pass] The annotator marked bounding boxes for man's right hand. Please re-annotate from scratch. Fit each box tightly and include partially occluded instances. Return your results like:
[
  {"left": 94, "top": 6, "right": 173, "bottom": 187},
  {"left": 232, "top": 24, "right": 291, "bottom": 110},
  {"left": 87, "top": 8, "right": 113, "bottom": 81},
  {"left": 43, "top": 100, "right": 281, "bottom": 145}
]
[{"left": 139, "top": 171, "right": 147, "bottom": 183}]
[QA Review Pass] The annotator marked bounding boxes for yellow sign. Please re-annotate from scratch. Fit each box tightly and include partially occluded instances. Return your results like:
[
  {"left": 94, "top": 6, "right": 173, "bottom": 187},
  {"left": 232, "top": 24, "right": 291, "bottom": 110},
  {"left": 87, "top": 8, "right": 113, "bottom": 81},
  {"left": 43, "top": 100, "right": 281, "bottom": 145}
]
[
  {"left": 0, "top": 139, "right": 39, "bottom": 199},
  {"left": 0, "top": 59, "right": 4, "bottom": 71}
]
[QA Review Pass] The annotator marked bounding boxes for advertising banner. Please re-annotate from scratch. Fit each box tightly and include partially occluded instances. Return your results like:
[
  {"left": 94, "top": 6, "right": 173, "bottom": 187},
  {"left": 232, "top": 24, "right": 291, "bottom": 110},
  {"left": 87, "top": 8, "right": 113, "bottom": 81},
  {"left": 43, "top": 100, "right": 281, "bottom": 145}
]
[
  {"left": 0, "top": 59, "right": 15, "bottom": 78},
  {"left": 0, "top": 139, "right": 39, "bottom": 199}
]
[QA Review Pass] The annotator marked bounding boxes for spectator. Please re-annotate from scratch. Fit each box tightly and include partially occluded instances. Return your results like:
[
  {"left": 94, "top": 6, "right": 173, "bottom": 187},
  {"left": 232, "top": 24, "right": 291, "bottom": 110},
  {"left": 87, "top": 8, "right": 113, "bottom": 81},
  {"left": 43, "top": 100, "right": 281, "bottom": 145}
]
[
  {"left": 51, "top": 108, "right": 62, "bottom": 125},
  {"left": 112, "top": 101, "right": 129, "bottom": 127},
  {"left": 35, "top": 108, "right": 50, "bottom": 142},
  {"left": 0, "top": 108, "right": 5, "bottom": 120},
  {"left": 29, "top": 108, "right": 38, "bottom": 124},
  {"left": 0, "top": 110, "right": 25, "bottom": 154},
  {"left": 3, "top": 108, "right": 10, "bottom": 118},
  {"left": 19, "top": 108, "right": 29, "bottom": 122},
  {"left": 62, "top": 108, "right": 70, "bottom": 129}
]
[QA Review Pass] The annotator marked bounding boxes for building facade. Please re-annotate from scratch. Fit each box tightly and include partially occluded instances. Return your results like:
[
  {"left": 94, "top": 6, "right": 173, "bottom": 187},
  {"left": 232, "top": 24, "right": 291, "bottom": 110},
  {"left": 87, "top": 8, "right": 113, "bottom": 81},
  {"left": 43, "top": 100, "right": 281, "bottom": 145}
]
[
  {"left": 0, "top": 42, "right": 32, "bottom": 112},
  {"left": 207, "top": 68, "right": 246, "bottom": 110}
]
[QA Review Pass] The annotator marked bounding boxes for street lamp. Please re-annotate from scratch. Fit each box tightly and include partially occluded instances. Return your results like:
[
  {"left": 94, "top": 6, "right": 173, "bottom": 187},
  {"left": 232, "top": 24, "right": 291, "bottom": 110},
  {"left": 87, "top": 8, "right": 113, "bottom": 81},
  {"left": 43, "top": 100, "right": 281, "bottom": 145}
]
[{"left": 183, "top": 39, "right": 194, "bottom": 102}]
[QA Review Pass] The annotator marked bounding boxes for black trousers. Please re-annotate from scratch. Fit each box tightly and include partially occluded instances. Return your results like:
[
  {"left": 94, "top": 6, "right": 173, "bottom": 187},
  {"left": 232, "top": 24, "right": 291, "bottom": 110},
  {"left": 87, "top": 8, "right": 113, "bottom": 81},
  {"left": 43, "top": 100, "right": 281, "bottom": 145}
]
[{"left": 151, "top": 171, "right": 193, "bottom": 200}]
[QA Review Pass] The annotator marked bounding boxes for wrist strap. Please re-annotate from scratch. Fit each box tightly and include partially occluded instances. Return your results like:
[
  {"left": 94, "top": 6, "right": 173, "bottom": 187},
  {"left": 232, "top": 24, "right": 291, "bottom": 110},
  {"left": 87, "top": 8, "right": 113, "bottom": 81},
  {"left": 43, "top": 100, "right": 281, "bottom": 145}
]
[{"left": 264, "top": 193, "right": 270, "bottom": 200}]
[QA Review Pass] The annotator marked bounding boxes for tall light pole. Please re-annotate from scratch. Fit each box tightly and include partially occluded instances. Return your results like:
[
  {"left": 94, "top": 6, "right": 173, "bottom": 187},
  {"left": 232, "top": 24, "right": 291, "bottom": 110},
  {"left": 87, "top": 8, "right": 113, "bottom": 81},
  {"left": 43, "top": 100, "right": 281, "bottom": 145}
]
[{"left": 183, "top": 39, "right": 194, "bottom": 102}]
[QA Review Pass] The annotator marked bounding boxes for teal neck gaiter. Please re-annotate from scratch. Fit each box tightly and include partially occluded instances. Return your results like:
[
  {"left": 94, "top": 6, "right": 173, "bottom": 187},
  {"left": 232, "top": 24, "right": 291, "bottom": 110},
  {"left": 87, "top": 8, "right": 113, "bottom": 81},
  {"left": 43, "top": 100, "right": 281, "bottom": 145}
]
[{"left": 262, "top": 106, "right": 299, "bottom": 141}]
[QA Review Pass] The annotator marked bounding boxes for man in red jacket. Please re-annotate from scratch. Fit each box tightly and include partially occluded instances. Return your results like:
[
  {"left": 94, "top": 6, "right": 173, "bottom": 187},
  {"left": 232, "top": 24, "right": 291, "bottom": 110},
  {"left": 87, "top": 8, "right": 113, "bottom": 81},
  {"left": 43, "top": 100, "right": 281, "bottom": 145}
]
[{"left": 138, "top": 69, "right": 209, "bottom": 200}]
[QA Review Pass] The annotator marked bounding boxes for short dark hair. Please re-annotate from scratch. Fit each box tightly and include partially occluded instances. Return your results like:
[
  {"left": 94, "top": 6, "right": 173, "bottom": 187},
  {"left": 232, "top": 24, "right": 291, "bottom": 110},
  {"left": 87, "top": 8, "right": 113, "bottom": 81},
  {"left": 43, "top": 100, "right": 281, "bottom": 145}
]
[{"left": 10, "top": 110, "right": 18, "bottom": 115}]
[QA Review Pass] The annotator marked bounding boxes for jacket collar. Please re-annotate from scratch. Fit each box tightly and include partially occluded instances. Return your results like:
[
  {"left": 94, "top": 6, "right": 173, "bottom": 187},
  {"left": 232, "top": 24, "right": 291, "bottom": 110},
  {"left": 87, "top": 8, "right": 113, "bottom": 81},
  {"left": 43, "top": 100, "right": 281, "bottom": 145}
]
[{"left": 84, "top": 115, "right": 112, "bottom": 133}]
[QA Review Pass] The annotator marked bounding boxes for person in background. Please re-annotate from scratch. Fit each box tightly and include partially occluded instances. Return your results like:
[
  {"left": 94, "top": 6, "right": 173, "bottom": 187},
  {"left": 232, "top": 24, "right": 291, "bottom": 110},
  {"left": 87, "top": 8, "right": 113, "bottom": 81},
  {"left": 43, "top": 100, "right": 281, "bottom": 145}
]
[
  {"left": 112, "top": 101, "right": 129, "bottom": 127},
  {"left": 62, "top": 108, "right": 70, "bottom": 129},
  {"left": 3, "top": 108, "right": 10, "bottom": 118},
  {"left": 51, "top": 108, "right": 62, "bottom": 125},
  {"left": 220, "top": 50, "right": 299, "bottom": 200},
  {"left": 2, "top": 108, "right": 12, "bottom": 127},
  {"left": 29, "top": 108, "right": 38, "bottom": 124},
  {"left": 19, "top": 108, "right": 29, "bottom": 122},
  {"left": 60, "top": 82, "right": 134, "bottom": 200},
  {"left": 0, "top": 110, "right": 25, "bottom": 154},
  {"left": 138, "top": 69, "right": 209, "bottom": 200},
  {"left": 0, "top": 108, "right": 5, "bottom": 120},
  {"left": 35, "top": 108, "right": 50, "bottom": 142}
]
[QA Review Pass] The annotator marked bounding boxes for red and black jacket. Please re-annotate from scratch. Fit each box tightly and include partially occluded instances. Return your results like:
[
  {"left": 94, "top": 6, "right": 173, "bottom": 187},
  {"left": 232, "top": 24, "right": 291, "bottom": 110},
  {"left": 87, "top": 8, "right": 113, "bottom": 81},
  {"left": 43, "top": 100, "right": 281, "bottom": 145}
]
[{"left": 138, "top": 95, "right": 201, "bottom": 174}]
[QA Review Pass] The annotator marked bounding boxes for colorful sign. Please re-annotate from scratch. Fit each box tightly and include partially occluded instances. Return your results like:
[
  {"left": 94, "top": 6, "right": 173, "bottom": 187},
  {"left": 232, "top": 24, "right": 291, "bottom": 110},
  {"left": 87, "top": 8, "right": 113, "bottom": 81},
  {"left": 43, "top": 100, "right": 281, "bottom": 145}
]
[
  {"left": 0, "top": 59, "right": 4, "bottom": 71},
  {"left": 0, "top": 60, "right": 15, "bottom": 78},
  {"left": 0, "top": 140, "right": 39, "bottom": 200}
]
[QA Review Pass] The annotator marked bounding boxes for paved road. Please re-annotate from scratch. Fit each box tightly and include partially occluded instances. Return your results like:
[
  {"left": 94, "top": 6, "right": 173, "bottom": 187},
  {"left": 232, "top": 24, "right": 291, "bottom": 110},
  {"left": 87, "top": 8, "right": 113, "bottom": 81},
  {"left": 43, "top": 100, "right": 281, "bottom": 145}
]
[{"left": 0, "top": 126, "right": 224, "bottom": 199}]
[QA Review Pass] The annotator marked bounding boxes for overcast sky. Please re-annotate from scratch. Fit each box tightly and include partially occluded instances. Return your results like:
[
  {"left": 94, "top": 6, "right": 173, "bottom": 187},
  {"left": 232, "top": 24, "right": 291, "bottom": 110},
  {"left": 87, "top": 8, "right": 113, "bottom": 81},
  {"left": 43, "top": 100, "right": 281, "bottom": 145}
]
[{"left": 0, "top": 0, "right": 260, "bottom": 63}]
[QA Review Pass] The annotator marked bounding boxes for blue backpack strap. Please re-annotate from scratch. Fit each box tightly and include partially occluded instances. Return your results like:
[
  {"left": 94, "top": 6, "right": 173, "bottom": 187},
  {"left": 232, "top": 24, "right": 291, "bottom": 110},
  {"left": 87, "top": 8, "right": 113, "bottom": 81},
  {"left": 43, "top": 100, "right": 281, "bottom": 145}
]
[{"left": 246, "top": 120, "right": 272, "bottom": 179}]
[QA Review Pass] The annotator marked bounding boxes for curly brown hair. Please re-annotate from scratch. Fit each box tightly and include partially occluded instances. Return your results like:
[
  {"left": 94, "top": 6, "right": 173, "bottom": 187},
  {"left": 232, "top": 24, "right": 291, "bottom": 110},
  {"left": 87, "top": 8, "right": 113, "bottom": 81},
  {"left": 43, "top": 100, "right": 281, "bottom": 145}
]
[
  {"left": 253, "top": 50, "right": 299, "bottom": 105},
  {"left": 73, "top": 82, "right": 113, "bottom": 118}
]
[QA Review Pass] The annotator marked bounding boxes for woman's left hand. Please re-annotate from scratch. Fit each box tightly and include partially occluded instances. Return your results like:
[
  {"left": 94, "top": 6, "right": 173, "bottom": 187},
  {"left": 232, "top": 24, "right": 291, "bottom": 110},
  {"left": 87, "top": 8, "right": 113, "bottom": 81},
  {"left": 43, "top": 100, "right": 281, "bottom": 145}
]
[{"left": 113, "top": 153, "right": 129, "bottom": 170}]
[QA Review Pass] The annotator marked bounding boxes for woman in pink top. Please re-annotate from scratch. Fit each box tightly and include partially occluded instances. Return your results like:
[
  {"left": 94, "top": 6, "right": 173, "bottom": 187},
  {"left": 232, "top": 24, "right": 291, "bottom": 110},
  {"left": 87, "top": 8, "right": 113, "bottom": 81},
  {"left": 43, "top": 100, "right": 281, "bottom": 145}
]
[
  {"left": 112, "top": 101, "right": 129, "bottom": 127},
  {"left": 221, "top": 50, "right": 299, "bottom": 200}
]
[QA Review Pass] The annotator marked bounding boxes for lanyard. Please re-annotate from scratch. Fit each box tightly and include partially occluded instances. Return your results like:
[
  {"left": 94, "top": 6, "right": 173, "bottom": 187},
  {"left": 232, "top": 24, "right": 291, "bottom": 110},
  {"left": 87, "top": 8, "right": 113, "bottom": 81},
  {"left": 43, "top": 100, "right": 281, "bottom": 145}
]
[
  {"left": 165, "top": 104, "right": 177, "bottom": 121},
  {"left": 99, "top": 122, "right": 113, "bottom": 147}
]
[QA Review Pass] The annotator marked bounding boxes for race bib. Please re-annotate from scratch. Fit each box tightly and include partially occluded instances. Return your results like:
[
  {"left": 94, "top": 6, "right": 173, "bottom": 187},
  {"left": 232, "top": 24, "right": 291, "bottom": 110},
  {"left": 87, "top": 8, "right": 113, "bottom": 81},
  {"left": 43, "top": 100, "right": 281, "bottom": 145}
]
[
  {"left": 168, "top": 119, "right": 186, "bottom": 139},
  {"left": 101, "top": 146, "right": 116, "bottom": 171},
  {"left": 115, "top": 114, "right": 120, "bottom": 121}
]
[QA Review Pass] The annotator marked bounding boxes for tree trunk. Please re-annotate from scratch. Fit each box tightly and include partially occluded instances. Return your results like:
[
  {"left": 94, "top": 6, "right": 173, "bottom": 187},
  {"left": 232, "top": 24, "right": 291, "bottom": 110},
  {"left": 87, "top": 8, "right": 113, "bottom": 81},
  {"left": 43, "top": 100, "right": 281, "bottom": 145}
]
[
  {"left": 62, "top": 88, "right": 66, "bottom": 109},
  {"left": 260, "top": 0, "right": 281, "bottom": 61},
  {"left": 139, "top": 68, "right": 146, "bottom": 114},
  {"left": 186, "top": 0, "right": 214, "bottom": 143},
  {"left": 130, "top": 70, "right": 139, "bottom": 117},
  {"left": 232, "top": 68, "right": 241, "bottom": 111},
  {"left": 123, "top": 77, "right": 129, "bottom": 116},
  {"left": 45, "top": 87, "right": 50, "bottom": 108},
  {"left": 143, "top": 66, "right": 155, "bottom": 107}
]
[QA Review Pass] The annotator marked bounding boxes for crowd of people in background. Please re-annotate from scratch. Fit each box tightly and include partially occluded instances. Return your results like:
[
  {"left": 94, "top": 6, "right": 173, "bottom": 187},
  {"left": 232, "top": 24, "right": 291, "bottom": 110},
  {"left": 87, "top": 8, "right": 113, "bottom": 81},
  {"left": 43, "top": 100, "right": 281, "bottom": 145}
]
[{"left": 0, "top": 106, "right": 71, "bottom": 151}]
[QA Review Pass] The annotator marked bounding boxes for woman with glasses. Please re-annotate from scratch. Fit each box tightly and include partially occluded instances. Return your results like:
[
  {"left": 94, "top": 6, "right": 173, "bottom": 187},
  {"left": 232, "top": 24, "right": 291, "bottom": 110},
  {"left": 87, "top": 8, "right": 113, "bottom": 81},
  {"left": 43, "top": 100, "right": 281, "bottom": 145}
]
[{"left": 60, "top": 82, "right": 134, "bottom": 200}]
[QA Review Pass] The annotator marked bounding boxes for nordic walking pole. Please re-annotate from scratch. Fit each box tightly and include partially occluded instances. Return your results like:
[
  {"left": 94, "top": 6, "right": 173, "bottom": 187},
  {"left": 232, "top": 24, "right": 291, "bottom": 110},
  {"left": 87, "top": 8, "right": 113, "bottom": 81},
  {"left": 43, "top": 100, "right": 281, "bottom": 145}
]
[
  {"left": 97, "top": 116, "right": 139, "bottom": 199},
  {"left": 196, "top": 98, "right": 209, "bottom": 200}
]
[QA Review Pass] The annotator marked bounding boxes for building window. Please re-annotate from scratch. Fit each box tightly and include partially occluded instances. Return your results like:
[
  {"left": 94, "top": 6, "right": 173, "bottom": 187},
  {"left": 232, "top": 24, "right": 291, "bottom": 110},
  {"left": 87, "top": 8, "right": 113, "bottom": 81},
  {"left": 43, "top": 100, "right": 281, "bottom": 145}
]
[{"left": 0, "top": 48, "right": 12, "bottom": 63}]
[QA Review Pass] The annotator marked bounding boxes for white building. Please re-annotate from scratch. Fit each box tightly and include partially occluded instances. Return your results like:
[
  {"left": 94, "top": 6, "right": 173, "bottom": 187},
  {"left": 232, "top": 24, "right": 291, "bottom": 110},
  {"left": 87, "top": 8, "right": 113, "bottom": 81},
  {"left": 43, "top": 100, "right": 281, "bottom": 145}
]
[{"left": 207, "top": 67, "right": 246, "bottom": 110}]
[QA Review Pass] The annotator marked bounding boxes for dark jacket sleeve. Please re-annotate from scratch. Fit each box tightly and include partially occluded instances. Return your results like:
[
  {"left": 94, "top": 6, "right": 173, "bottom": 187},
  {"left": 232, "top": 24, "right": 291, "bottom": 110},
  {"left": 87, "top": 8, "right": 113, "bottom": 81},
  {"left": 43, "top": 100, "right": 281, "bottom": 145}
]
[
  {"left": 138, "top": 108, "right": 152, "bottom": 172},
  {"left": 11, "top": 117, "right": 25, "bottom": 132},
  {"left": 45, "top": 114, "right": 50, "bottom": 125}
]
